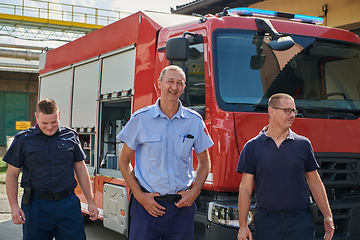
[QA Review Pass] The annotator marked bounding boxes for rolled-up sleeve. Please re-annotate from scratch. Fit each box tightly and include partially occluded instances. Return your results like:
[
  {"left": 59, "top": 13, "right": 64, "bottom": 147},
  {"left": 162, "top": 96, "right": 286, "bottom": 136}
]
[{"left": 194, "top": 120, "right": 214, "bottom": 154}]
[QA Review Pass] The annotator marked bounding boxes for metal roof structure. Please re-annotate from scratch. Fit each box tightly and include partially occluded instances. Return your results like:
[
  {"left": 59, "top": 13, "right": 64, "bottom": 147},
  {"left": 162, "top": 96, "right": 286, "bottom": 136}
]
[
  {"left": 171, "top": 0, "right": 264, "bottom": 15},
  {"left": 0, "top": 0, "right": 130, "bottom": 42}
]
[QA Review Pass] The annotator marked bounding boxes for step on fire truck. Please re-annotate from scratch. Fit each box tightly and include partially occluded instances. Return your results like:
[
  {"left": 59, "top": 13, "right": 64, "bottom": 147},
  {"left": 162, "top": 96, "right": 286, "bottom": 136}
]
[{"left": 38, "top": 7, "right": 360, "bottom": 239}]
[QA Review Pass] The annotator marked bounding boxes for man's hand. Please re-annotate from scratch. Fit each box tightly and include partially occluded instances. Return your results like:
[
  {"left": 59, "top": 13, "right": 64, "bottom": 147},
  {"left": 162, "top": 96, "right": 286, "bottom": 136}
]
[
  {"left": 173, "top": 149, "right": 210, "bottom": 209},
  {"left": 87, "top": 201, "right": 99, "bottom": 221},
  {"left": 10, "top": 205, "right": 26, "bottom": 225},
  {"left": 136, "top": 192, "right": 166, "bottom": 217},
  {"left": 324, "top": 216, "right": 335, "bottom": 240},
  {"left": 175, "top": 188, "right": 199, "bottom": 208},
  {"left": 237, "top": 226, "right": 253, "bottom": 240}
]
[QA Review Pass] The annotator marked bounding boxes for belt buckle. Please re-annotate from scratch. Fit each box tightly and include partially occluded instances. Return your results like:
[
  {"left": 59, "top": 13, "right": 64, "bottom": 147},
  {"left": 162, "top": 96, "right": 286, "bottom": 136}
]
[
  {"left": 166, "top": 194, "right": 181, "bottom": 203},
  {"left": 54, "top": 193, "right": 61, "bottom": 201},
  {"left": 165, "top": 195, "right": 172, "bottom": 203}
]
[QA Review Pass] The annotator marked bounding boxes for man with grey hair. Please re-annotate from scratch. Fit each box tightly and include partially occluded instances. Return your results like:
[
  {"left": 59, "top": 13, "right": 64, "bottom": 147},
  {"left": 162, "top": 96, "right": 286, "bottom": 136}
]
[
  {"left": 237, "top": 93, "right": 334, "bottom": 240},
  {"left": 118, "top": 65, "right": 213, "bottom": 240}
]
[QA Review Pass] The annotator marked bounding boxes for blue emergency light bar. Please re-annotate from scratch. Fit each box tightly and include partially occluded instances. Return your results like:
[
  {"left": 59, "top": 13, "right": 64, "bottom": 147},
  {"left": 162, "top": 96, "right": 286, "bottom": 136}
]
[{"left": 227, "top": 7, "right": 323, "bottom": 25}]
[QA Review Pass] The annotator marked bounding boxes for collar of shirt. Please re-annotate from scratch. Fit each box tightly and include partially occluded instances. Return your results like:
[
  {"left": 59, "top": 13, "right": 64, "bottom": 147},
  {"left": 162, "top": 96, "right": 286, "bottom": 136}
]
[
  {"left": 259, "top": 126, "right": 295, "bottom": 141},
  {"left": 33, "top": 124, "right": 62, "bottom": 135},
  {"left": 151, "top": 98, "right": 189, "bottom": 120}
]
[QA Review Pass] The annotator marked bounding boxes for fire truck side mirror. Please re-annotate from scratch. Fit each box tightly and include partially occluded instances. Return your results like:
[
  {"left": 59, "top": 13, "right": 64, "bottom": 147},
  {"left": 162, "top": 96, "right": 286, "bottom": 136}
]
[
  {"left": 267, "top": 36, "right": 295, "bottom": 51},
  {"left": 165, "top": 37, "right": 189, "bottom": 62},
  {"left": 256, "top": 18, "right": 295, "bottom": 51}
]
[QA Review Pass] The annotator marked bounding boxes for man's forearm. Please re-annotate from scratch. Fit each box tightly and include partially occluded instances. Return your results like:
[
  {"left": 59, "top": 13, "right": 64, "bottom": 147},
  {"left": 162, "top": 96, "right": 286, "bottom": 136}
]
[
  {"left": 6, "top": 172, "right": 20, "bottom": 208},
  {"left": 310, "top": 181, "right": 332, "bottom": 218},
  {"left": 306, "top": 171, "right": 332, "bottom": 218},
  {"left": 118, "top": 157, "right": 144, "bottom": 198},
  {"left": 192, "top": 161, "right": 210, "bottom": 193},
  {"left": 74, "top": 162, "right": 95, "bottom": 203},
  {"left": 192, "top": 150, "right": 211, "bottom": 194},
  {"left": 238, "top": 188, "right": 252, "bottom": 226},
  {"left": 238, "top": 173, "right": 254, "bottom": 227}
]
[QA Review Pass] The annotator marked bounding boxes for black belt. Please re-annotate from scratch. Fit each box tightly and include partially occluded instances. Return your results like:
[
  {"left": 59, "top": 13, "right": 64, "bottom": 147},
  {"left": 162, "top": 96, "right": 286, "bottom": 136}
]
[
  {"left": 258, "top": 208, "right": 309, "bottom": 216},
  {"left": 33, "top": 190, "right": 74, "bottom": 201},
  {"left": 154, "top": 194, "right": 182, "bottom": 203},
  {"left": 140, "top": 187, "right": 182, "bottom": 203}
]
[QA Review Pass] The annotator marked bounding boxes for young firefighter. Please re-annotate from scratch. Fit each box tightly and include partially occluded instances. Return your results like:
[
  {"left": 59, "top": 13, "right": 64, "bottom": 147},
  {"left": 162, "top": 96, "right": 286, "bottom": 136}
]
[{"left": 4, "top": 98, "right": 98, "bottom": 240}]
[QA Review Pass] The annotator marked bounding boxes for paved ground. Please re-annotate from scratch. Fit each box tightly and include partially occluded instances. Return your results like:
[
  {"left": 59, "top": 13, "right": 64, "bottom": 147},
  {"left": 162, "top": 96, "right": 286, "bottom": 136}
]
[
  {"left": 0, "top": 174, "right": 125, "bottom": 240},
  {"left": 0, "top": 173, "right": 18, "bottom": 215},
  {"left": 0, "top": 173, "right": 24, "bottom": 240}
]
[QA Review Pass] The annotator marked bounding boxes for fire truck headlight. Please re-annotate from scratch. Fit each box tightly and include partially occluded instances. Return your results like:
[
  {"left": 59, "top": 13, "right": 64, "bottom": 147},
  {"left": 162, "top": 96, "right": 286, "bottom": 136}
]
[{"left": 207, "top": 201, "right": 256, "bottom": 229}]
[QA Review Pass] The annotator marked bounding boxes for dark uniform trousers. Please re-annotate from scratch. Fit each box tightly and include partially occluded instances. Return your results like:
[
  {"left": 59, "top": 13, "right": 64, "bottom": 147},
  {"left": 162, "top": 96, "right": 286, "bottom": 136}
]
[
  {"left": 21, "top": 192, "right": 85, "bottom": 240},
  {"left": 129, "top": 195, "right": 197, "bottom": 240},
  {"left": 254, "top": 208, "right": 315, "bottom": 240}
]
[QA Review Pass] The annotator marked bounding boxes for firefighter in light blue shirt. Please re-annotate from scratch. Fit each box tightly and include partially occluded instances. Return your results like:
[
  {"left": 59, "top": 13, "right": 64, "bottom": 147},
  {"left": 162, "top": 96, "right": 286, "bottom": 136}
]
[{"left": 117, "top": 65, "right": 213, "bottom": 240}]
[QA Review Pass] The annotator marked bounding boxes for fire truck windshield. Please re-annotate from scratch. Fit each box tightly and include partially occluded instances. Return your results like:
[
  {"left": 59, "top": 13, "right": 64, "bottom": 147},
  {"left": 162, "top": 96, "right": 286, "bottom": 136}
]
[{"left": 213, "top": 29, "right": 360, "bottom": 119}]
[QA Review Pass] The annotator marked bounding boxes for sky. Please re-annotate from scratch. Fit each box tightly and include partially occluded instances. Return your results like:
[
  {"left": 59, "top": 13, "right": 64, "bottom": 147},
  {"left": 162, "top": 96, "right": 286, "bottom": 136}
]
[
  {"left": 72, "top": 0, "right": 190, "bottom": 13},
  {"left": 0, "top": 0, "right": 192, "bottom": 67},
  {"left": 4, "top": 0, "right": 191, "bottom": 17}
]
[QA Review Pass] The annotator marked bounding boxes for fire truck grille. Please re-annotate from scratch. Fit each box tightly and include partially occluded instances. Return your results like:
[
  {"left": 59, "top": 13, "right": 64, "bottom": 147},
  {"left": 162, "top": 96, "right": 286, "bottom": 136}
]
[{"left": 315, "top": 152, "right": 360, "bottom": 189}]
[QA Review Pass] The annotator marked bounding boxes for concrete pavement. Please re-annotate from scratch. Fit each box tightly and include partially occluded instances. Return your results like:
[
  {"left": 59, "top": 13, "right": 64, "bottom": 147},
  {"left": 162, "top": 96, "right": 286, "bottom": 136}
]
[{"left": 0, "top": 173, "right": 24, "bottom": 240}]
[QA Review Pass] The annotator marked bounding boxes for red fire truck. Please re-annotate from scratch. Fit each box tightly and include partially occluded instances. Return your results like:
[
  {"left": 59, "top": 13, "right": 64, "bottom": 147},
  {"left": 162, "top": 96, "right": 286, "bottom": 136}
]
[{"left": 38, "top": 8, "right": 360, "bottom": 239}]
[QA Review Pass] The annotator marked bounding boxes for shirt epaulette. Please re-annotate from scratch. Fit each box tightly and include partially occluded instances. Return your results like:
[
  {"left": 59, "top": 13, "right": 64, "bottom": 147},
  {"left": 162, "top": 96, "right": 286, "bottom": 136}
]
[
  {"left": 14, "top": 127, "right": 34, "bottom": 138},
  {"left": 132, "top": 105, "right": 152, "bottom": 117},
  {"left": 185, "top": 107, "right": 203, "bottom": 120},
  {"left": 60, "top": 126, "right": 77, "bottom": 133}
]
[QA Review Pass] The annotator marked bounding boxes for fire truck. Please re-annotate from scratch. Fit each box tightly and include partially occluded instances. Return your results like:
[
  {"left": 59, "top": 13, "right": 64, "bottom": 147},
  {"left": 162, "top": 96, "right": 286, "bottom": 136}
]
[{"left": 38, "top": 8, "right": 360, "bottom": 239}]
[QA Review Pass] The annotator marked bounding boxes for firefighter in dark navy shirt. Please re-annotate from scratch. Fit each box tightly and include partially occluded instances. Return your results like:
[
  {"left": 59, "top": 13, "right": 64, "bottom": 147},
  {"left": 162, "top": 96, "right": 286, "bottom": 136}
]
[
  {"left": 4, "top": 98, "right": 98, "bottom": 240},
  {"left": 236, "top": 93, "right": 335, "bottom": 240}
]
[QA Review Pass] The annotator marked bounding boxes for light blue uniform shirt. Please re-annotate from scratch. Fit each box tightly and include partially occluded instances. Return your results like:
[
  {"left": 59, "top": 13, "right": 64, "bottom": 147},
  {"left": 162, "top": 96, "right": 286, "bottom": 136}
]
[{"left": 117, "top": 98, "right": 214, "bottom": 195}]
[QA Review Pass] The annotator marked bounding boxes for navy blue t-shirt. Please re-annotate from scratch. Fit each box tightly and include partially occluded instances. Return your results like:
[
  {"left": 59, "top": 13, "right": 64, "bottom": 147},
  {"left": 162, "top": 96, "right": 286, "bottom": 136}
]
[
  {"left": 3, "top": 124, "right": 86, "bottom": 193},
  {"left": 236, "top": 128, "right": 319, "bottom": 212}
]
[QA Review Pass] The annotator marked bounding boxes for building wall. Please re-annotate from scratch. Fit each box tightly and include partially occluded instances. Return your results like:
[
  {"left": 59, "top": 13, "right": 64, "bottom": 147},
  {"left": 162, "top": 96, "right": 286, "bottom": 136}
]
[
  {"left": 0, "top": 70, "right": 38, "bottom": 147},
  {"left": 250, "top": 0, "right": 360, "bottom": 31}
]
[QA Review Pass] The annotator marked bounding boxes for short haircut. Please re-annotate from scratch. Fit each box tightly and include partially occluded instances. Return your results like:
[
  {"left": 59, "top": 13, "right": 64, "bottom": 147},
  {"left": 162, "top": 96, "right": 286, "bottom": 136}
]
[
  {"left": 37, "top": 98, "right": 58, "bottom": 114},
  {"left": 159, "top": 65, "right": 186, "bottom": 82},
  {"left": 268, "top": 93, "right": 294, "bottom": 108}
]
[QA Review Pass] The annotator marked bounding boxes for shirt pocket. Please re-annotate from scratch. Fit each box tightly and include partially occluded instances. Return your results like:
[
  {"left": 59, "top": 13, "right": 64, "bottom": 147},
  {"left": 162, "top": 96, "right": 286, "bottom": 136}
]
[
  {"left": 139, "top": 135, "right": 162, "bottom": 159},
  {"left": 24, "top": 143, "right": 45, "bottom": 164},
  {"left": 56, "top": 141, "right": 75, "bottom": 162},
  {"left": 176, "top": 134, "right": 195, "bottom": 160}
]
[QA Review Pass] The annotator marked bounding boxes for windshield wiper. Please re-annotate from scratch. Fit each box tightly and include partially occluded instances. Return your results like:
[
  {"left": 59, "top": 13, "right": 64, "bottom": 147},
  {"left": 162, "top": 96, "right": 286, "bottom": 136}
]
[{"left": 238, "top": 103, "right": 268, "bottom": 111}]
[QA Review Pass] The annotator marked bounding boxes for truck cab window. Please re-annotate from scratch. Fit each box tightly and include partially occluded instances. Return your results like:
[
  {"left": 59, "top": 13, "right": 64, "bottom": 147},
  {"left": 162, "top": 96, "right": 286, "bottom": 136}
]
[{"left": 213, "top": 30, "right": 360, "bottom": 119}]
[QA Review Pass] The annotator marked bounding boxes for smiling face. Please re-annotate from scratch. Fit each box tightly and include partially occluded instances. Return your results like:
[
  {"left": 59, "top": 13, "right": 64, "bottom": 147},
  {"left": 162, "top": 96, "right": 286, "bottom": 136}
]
[
  {"left": 35, "top": 111, "right": 60, "bottom": 136},
  {"left": 158, "top": 68, "right": 186, "bottom": 103},
  {"left": 269, "top": 97, "right": 296, "bottom": 130}
]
